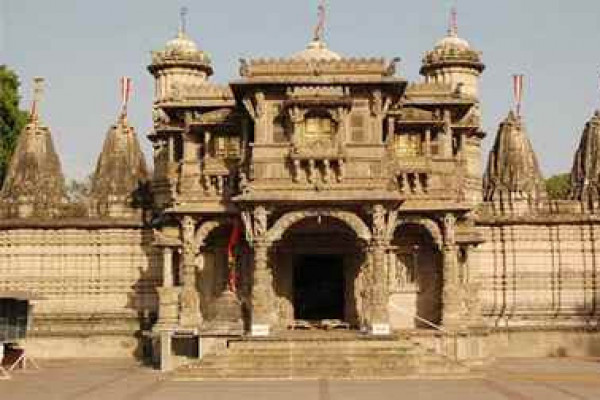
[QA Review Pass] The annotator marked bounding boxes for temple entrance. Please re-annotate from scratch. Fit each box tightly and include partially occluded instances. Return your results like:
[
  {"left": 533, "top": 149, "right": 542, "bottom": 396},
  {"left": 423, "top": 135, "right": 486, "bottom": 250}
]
[
  {"left": 293, "top": 255, "right": 345, "bottom": 321},
  {"left": 272, "top": 215, "right": 366, "bottom": 329}
]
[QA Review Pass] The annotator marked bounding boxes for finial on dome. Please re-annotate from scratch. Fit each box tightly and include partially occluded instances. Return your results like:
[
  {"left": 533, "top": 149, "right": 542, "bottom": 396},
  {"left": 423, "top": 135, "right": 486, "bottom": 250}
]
[
  {"left": 119, "top": 77, "right": 132, "bottom": 122},
  {"left": 513, "top": 74, "right": 525, "bottom": 117},
  {"left": 30, "top": 77, "right": 44, "bottom": 124},
  {"left": 448, "top": 5, "right": 458, "bottom": 37},
  {"left": 313, "top": 0, "right": 326, "bottom": 42},
  {"left": 180, "top": 6, "right": 189, "bottom": 35}
]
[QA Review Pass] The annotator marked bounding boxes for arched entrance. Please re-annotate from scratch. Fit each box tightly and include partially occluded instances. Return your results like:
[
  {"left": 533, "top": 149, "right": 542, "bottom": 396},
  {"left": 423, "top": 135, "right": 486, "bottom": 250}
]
[
  {"left": 389, "top": 221, "right": 443, "bottom": 329},
  {"left": 268, "top": 212, "right": 370, "bottom": 330}
]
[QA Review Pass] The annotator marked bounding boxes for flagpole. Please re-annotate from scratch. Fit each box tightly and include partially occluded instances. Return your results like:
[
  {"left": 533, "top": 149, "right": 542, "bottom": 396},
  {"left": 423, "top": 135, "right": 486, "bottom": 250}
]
[{"left": 513, "top": 74, "right": 524, "bottom": 117}]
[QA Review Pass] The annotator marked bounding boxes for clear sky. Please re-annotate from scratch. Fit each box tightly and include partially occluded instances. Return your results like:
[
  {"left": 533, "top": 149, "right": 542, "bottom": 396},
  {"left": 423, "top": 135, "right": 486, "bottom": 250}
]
[{"left": 2, "top": 0, "right": 600, "bottom": 180}]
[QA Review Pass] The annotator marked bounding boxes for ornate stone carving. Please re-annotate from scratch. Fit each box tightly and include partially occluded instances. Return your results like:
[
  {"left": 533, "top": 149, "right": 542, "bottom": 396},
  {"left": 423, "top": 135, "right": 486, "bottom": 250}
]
[
  {"left": 442, "top": 213, "right": 456, "bottom": 246},
  {"left": 181, "top": 215, "right": 197, "bottom": 260},
  {"left": 253, "top": 206, "right": 269, "bottom": 238},
  {"left": 395, "top": 217, "right": 443, "bottom": 250},
  {"left": 372, "top": 204, "right": 387, "bottom": 240},
  {"left": 194, "top": 219, "right": 225, "bottom": 248},
  {"left": 267, "top": 209, "right": 372, "bottom": 243}
]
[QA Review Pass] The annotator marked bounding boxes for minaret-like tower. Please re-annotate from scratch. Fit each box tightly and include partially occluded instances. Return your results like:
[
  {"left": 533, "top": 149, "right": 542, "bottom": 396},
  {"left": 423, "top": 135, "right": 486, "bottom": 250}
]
[
  {"left": 89, "top": 78, "right": 150, "bottom": 218},
  {"left": 420, "top": 7, "right": 485, "bottom": 98},
  {"left": 570, "top": 110, "right": 600, "bottom": 209},
  {"left": 147, "top": 9, "right": 213, "bottom": 103},
  {"left": 0, "top": 77, "right": 66, "bottom": 218},
  {"left": 147, "top": 11, "right": 216, "bottom": 209}
]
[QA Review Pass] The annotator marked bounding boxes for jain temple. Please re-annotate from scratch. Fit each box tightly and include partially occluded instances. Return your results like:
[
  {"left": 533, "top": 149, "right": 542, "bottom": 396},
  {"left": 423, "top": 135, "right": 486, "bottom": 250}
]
[{"left": 2, "top": 6, "right": 600, "bottom": 377}]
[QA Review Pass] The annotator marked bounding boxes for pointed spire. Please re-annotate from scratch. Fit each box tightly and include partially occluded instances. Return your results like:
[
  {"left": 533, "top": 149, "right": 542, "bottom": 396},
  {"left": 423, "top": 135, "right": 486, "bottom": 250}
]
[
  {"left": 29, "top": 77, "right": 44, "bottom": 124},
  {"left": 0, "top": 78, "right": 66, "bottom": 218},
  {"left": 570, "top": 111, "right": 600, "bottom": 205},
  {"left": 90, "top": 80, "right": 149, "bottom": 218},
  {"left": 313, "top": 0, "right": 326, "bottom": 42},
  {"left": 448, "top": 5, "right": 458, "bottom": 37},
  {"left": 179, "top": 6, "right": 189, "bottom": 35},
  {"left": 483, "top": 111, "right": 546, "bottom": 207},
  {"left": 120, "top": 76, "right": 132, "bottom": 120}
]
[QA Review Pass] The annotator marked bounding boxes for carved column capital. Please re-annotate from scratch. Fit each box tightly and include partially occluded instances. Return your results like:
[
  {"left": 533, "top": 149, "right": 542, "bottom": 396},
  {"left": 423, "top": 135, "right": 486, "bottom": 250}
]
[
  {"left": 252, "top": 205, "right": 269, "bottom": 239},
  {"left": 442, "top": 213, "right": 457, "bottom": 246}
]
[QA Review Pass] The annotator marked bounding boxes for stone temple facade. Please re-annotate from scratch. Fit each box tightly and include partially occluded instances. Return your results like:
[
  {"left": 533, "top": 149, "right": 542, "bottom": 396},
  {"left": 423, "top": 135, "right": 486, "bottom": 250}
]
[{"left": 2, "top": 11, "right": 600, "bottom": 365}]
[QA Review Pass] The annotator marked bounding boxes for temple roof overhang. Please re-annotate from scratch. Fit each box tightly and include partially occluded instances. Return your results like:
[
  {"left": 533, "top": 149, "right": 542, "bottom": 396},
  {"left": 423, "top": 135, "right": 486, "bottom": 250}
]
[{"left": 230, "top": 78, "right": 407, "bottom": 104}]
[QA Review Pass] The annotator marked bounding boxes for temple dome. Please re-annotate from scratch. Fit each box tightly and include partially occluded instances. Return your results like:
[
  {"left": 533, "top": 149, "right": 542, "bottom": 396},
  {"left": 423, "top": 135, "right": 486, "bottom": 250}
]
[
  {"left": 434, "top": 34, "right": 471, "bottom": 50},
  {"left": 291, "top": 40, "right": 342, "bottom": 61},
  {"left": 164, "top": 31, "right": 199, "bottom": 56}
]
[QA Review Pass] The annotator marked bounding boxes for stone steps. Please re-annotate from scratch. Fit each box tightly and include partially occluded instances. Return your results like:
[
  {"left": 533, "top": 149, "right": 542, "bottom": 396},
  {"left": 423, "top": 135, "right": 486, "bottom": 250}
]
[{"left": 174, "top": 336, "right": 469, "bottom": 380}]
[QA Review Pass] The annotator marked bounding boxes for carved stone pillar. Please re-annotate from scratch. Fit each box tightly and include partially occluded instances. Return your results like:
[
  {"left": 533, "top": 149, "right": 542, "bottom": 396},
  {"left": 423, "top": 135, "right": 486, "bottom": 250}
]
[
  {"left": 370, "top": 239, "right": 391, "bottom": 335},
  {"left": 179, "top": 130, "right": 201, "bottom": 192},
  {"left": 369, "top": 204, "right": 391, "bottom": 335},
  {"left": 156, "top": 247, "right": 179, "bottom": 330},
  {"left": 179, "top": 216, "right": 202, "bottom": 329},
  {"left": 442, "top": 110, "right": 453, "bottom": 159},
  {"left": 162, "top": 247, "right": 174, "bottom": 287},
  {"left": 441, "top": 214, "right": 463, "bottom": 330},
  {"left": 251, "top": 240, "right": 274, "bottom": 336}
]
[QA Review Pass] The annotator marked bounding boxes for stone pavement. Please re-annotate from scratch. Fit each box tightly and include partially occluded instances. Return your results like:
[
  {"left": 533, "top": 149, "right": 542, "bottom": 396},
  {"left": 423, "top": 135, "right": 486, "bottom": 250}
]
[{"left": 2, "top": 358, "right": 600, "bottom": 400}]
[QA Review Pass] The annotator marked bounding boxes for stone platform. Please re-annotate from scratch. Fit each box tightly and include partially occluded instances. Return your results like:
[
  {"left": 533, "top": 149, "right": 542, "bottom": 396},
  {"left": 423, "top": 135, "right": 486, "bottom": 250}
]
[{"left": 175, "top": 331, "right": 469, "bottom": 380}]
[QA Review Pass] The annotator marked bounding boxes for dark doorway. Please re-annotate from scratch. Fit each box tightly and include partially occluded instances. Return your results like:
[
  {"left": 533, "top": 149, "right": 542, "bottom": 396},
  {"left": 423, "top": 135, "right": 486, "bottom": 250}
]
[{"left": 293, "top": 255, "right": 345, "bottom": 321}]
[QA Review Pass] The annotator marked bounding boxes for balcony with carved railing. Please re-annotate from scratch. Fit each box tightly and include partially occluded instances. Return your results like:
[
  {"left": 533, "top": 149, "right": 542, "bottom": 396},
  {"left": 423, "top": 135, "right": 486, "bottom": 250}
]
[{"left": 288, "top": 137, "right": 347, "bottom": 184}]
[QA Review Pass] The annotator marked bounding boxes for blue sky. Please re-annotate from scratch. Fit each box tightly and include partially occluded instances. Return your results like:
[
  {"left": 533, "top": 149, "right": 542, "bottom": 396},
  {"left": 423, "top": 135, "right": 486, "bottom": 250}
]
[{"left": 3, "top": 0, "right": 600, "bottom": 180}]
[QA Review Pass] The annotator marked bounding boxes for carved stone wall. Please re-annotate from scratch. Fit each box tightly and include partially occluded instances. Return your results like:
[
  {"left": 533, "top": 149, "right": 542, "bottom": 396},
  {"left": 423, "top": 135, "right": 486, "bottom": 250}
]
[
  {"left": 0, "top": 226, "right": 160, "bottom": 355},
  {"left": 475, "top": 222, "right": 600, "bottom": 327}
]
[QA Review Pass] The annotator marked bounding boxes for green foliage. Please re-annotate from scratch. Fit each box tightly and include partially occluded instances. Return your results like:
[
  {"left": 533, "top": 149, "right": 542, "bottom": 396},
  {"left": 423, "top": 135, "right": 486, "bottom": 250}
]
[
  {"left": 545, "top": 173, "right": 571, "bottom": 200},
  {"left": 66, "top": 175, "right": 92, "bottom": 203},
  {"left": 0, "top": 65, "right": 29, "bottom": 184}
]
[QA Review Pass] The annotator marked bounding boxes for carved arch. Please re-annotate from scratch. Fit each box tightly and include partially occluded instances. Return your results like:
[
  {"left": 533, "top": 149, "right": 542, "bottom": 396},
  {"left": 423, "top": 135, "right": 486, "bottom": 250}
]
[
  {"left": 394, "top": 217, "right": 443, "bottom": 250},
  {"left": 267, "top": 210, "right": 372, "bottom": 243},
  {"left": 194, "top": 219, "right": 229, "bottom": 250}
]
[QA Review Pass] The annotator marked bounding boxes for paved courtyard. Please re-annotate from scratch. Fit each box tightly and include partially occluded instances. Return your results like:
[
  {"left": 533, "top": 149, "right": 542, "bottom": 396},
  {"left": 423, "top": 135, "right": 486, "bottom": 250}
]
[{"left": 2, "top": 358, "right": 600, "bottom": 400}]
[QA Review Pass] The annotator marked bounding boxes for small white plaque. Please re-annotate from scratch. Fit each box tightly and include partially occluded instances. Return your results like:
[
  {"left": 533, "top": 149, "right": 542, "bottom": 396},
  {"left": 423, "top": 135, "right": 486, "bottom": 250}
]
[
  {"left": 251, "top": 324, "right": 270, "bottom": 337},
  {"left": 371, "top": 324, "right": 391, "bottom": 336}
]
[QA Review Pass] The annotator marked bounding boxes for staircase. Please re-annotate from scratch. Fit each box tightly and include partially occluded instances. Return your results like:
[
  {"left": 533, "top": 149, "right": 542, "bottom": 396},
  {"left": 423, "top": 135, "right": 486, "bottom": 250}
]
[{"left": 174, "top": 333, "right": 470, "bottom": 380}]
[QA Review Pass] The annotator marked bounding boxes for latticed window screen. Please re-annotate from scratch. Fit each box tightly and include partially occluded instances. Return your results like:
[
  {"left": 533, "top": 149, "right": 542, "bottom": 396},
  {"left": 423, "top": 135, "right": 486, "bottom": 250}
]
[
  {"left": 351, "top": 114, "right": 366, "bottom": 143},
  {"left": 395, "top": 133, "right": 422, "bottom": 157}
]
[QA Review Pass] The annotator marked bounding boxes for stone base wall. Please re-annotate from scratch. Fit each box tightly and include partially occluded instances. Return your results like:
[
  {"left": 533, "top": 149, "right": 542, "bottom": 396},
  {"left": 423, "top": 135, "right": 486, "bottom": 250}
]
[
  {"left": 475, "top": 220, "right": 600, "bottom": 328},
  {"left": 22, "top": 335, "right": 142, "bottom": 359},
  {"left": 0, "top": 226, "right": 161, "bottom": 358},
  {"left": 485, "top": 329, "right": 600, "bottom": 358}
]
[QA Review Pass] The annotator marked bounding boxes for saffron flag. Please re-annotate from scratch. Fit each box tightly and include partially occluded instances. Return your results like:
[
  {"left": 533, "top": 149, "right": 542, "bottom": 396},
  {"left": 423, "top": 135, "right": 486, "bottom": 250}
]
[
  {"left": 513, "top": 74, "right": 524, "bottom": 116},
  {"left": 227, "top": 220, "right": 242, "bottom": 261},
  {"left": 227, "top": 220, "right": 242, "bottom": 292}
]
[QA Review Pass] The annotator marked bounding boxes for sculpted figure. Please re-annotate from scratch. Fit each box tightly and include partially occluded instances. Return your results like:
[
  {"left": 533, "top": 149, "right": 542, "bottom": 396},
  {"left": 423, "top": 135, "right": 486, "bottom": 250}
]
[
  {"left": 181, "top": 215, "right": 196, "bottom": 257},
  {"left": 253, "top": 206, "right": 268, "bottom": 238},
  {"left": 443, "top": 213, "right": 456, "bottom": 245},
  {"left": 372, "top": 204, "right": 386, "bottom": 239}
]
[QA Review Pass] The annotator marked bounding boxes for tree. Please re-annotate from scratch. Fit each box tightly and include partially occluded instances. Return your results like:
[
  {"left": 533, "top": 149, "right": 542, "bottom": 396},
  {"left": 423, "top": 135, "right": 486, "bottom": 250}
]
[
  {"left": 545, "top": 173, "right": 571, "bottom": 200},
  {"left": 0, "top": 66, "right": 29, "bottom": 184}
]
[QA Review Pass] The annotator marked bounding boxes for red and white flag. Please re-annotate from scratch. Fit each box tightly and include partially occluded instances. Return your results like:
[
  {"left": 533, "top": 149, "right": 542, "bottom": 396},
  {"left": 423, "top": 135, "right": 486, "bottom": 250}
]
[
  {"left": 120, "top": 76, "right": 132, "bottom": 112},
  {"left": 513, "top": 74, "right": 524, "bottom": 116}
]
